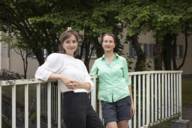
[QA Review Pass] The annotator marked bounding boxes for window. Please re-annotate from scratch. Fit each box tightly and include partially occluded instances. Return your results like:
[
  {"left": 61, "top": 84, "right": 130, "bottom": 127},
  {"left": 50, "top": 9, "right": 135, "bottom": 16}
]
[
  {"left": 143, "top": 44, "right": 154, "bottom": 57},
  {"left": 128, "top": 42, "right": 137, "bottom": 57},
  {"left": 78, "top": 44, "right": 97, "bottom": 59},
  {"left": 128, "top": 43, "right": 154, "bottom": 58},
  {"left": 176, "top": 45, "right": 184, "bottom": 58}
]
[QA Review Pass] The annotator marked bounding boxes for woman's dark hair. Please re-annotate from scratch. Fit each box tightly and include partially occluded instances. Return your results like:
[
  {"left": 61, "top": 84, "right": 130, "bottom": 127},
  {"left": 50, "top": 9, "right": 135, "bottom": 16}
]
[
  {"left": 58, "top": 29, "right": 80, "bottom": 56},
  {"left": 101, "top": 33, "right": 118, "bottom": 52}
]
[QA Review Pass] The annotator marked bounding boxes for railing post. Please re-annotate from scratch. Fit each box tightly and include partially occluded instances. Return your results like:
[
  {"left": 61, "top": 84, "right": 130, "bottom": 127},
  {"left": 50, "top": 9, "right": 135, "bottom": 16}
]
[
  {"left": 171, "top": 73, "right": 174, "bottom": 116},
  {"left": 168, "top": 73, "right": 171, "bottom": 117},
  {"left": 165, "top": 73, "right": 168, "bottom": 118},
  {"left": 36, "top": 83, "right": 41, "bottom": 128},
  {"left": 24, "top": 84, "right": 29, "bottom": 128},
  {"left": 142, "top": 74, "right": 146, "bottom": 126},
  {"left": 151, "top": 74, "right": 154, "bottom": 123},
  {"left": 0, "top": 86, "right": 2, "bottom": 128},
  {"left": 58, "top": 85, "right": 61, "bottom": 128},
  {"left": 177, "top": 73, "right": 179, "bottom": 114},
  {"left": 146, "top": 74, "right": 150, "bottom": 125},
  {"left": 12, "top": 85, "right": 16, "bottom": 128},
  {"left": 154, "top": 73, "right": 158, "bottom": 122},
  {"left": 133, "top": 75, "right": 137, "bottom": 128},
  {"left": 173, "top": 73, "right": 177, "bottom": 115},
  {"left": 91, "top": 77, "right": 96, "bottom": 110},
  {"left": 158, "top": 74, "right": 161, "bottom": 120},
  {"left": 179, "top": 72, "right": 182, "bottom": 119},
  {"left": 162, "top": 73, "right": 165, "bottom": 119},
  {"left": 47, "top": 82, "right": 52, "bottom": 128},
  {"left": 138, "top": 75, "right": 141, "bottom": 127}
]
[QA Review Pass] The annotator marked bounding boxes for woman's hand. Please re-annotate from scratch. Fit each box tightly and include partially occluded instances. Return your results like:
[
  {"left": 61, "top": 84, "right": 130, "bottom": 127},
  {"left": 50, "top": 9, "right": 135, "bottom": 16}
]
[
  {"left": 59, "top": 75, "right": 75, "bottom": 89},
  {"left": 128, "top": 86, "right": 135, "bottom": 118},
  {"left": 130, "top": 102, "right": 135, "bottom": 118},
  {"left": 70, "top": 81, "right": 80, "bottom": 89},
  {"left": 70, "top": 80, "right": 91, "bottom": 91},
  {"left": 59, "top": 75, "right": 89, "bottom": 90}
]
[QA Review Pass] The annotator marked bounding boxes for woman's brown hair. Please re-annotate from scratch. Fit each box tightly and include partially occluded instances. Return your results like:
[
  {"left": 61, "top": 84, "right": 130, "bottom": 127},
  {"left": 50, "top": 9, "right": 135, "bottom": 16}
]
[
  {"left": 101, "top": 33, "right": 118, "bottom": 52},
  {"left": 58, "top": 29, "right": 80, "bottom": 56}
]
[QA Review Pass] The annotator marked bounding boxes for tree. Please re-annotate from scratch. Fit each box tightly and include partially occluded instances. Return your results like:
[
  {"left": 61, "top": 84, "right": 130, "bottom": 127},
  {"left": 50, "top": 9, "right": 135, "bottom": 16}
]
[
  {"left": 0, "top": 0, "right": 151, "bottom": 71},
  {"left": 0, "top": 32, "right": 32, "bottom": 78},
  {"left": 32, "top": 0, "right": 124, "bottom": 69},
  {"left": 174, "top": 3, "right": 192, "bottom": 70},
  {"left": 0, "top": 0, "right": 108, "bottom": 69},
  {"left": 0, "top": 0, "right": 60, "bottom": 65},
  {"left": 117, "top": 1, "right": 153, "bottom": 71},
  {"left": 14, "top": 48, "right": 31, "bottom": 79},
  {"left": 1, "top": 0, "right": 191, "bottom": 71},
  {"left": 80, "top": 0, "right": 151, "bottom": 71},
  {"left": 150, "top": 0, "right": 192, "bottom": 70}
]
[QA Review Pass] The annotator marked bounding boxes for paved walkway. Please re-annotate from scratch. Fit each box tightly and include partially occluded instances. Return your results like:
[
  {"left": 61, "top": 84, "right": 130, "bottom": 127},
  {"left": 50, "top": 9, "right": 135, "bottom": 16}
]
[{"left": 182, "top": 105, "right": 192, "bottom": 128}]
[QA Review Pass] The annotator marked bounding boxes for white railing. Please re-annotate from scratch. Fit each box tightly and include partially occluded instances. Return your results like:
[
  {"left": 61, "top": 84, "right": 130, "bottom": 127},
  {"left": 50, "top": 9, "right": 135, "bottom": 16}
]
[
  {"left": 0, "top": 80, "right": 59, "bottom": 128},
  {"left": 0, "top": 71, "right": 182, "bottom": 128},
  {"left": 128, "top": 71, "right": 182, "bottom": 128}
]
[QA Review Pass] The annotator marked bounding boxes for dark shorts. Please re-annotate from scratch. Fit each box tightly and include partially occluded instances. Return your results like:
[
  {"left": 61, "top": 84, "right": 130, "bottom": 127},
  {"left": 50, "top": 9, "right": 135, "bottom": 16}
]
[{"left": 101, "top": 96, "right": 132, "bottom": 124}]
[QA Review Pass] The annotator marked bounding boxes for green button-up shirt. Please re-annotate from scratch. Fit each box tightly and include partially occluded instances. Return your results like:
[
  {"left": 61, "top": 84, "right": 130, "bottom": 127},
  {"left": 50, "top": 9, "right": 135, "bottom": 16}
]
[{"left": 90, "top": 54, "right": 131, "bottom": 102}]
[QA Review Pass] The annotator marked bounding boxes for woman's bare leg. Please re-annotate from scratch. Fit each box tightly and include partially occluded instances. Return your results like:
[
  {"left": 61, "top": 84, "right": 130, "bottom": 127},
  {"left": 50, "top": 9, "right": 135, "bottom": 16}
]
[
  {"left": 117, "top": 120, "right": 129, "bottom": 128},
  {"left": 106, "top": 121, "right": 118, "bottom": 128}
]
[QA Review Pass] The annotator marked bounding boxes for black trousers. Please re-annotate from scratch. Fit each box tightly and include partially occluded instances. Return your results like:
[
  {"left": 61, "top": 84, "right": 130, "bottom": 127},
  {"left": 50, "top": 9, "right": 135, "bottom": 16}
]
[{"left": 62, "top": 92, "right": 103, "bottom": 128}]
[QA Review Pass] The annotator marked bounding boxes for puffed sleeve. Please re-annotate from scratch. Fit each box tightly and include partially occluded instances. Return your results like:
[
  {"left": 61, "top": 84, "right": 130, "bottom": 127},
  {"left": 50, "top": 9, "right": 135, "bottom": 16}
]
[
  {"left": 122, "top": 58, "right": 131, "bottom": 86},
  {"left": 90, "top": 60, "right": 98, "bottom": 77},
  {"left": 35, "top": 53, "right": 62, "bottom": 81}
]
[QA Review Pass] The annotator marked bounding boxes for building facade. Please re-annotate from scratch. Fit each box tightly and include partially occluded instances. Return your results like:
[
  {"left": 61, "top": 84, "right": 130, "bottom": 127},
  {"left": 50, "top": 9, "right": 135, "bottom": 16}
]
[
  {"left": 0, "top": 31, "right": 39, "bottom": 78},
  {"left": 0, "top": 31, "right": 192, "bottom": 78}
]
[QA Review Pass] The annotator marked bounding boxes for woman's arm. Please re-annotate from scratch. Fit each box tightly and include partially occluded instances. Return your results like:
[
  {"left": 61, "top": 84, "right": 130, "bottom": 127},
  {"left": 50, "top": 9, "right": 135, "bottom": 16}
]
[
  {"left": 129, "top": 85, "right": 135, "bottom": 116},
  {"left": 49, "top": 73, "right": 91, "bottom": 90},
  {"left": 71, "top": 81, "right": 91, "bottom": 91},
  {"left": 49, "top": 73, "right": 76, "bottom": 89},
  {"left": 90, "top": 60, "right": 98, "bottom": 77},
  {"left": 35, "top": 53, "right": 63, "bottom": 81}
]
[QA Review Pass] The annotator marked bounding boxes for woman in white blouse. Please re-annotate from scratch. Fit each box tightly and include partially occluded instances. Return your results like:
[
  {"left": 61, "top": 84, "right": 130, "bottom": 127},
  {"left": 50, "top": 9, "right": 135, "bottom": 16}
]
[{"left": 35, "top": 29, "right": 103, "bottom": 128}]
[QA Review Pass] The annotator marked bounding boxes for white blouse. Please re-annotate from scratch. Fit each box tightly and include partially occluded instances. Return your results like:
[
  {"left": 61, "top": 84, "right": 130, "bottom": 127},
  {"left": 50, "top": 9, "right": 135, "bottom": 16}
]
[{"left": 35, "top": 53, "right": 94, "bottom": 93}]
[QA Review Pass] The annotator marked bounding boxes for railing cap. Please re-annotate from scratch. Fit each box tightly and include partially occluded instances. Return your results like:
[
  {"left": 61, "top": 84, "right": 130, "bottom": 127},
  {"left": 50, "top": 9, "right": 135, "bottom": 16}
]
[
  {"left": 129, "top": 70, "right": 183, "bottom": 75},
  {"left": 0, "top": 70, "right": 183, "bottom": 86},
  {"left": 0, "top": 79, "right": 45, "bottom": 86}
]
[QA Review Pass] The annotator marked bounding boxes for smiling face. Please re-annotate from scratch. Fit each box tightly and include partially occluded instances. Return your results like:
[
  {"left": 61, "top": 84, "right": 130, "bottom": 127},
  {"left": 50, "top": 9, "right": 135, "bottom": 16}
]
[
  {"left": 102, "top": 35, "right": 116, "bottom": 53},
  {"left": 59, "top": 30, "right": 79, "bottom": 56},
  {"left": 62, "top": 35, "right": 78, "bottom": 56}
]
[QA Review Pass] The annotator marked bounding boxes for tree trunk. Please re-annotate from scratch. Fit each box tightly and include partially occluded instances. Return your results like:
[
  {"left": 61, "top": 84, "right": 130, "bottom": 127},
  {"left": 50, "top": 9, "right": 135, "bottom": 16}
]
[
  {"left": 130, "top": 34, "right": 146, "bottom": 71},
  {"left": 79, "top": 41, "right": 85, "bottom": 59},
  {"left": 174, "top": 23, "right": 188, "bottom": 70},
  {"left": 154, "top": 40, "right": 162, "bottom": 70},
  {"left": 33, "top": 49, "right": 45, "bottom": 65},
  {"left": 177, "top": 24, "right": 188, "bottom": 70},
  {"left": 162, "top": 33, "right": 173, "bottom": 70},
  {"left": 22, "top": 52, "right": 28, "bottom": 79},
  {"left": 84, "top": 40, "right": 91, "bottom": 71},
  {"left": 172, "top": 34, "right": 177, "bottom": 69},
  {"left": 95, "top": 36, "right": 104, "bottom": 57}
]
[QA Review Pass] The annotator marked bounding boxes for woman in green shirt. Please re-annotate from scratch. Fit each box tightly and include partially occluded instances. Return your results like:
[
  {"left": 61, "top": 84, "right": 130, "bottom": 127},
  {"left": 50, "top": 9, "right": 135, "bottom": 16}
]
[{"left": 91, "top": 33, "right": 134, "bottom": 128}]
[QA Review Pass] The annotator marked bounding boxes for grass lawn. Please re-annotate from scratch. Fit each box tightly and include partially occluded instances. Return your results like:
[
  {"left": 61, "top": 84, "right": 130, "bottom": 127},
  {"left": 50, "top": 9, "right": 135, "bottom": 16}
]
[
  {"left": 182, "top": 79, "right": 192, "bottom": 106},
  {"left": 151, "top": 119, "right": 173, "bottom": 128}
]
